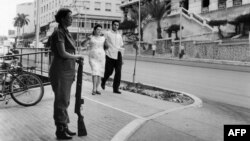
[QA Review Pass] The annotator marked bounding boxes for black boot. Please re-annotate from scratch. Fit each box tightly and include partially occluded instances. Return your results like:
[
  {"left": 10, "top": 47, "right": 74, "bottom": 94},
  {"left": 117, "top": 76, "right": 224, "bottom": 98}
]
[
  {"left": 65, "top": 125, "right": 76, "bottom": 136},
  {"left": 55, "top": 124, "right": 72, "bottom": 140}
]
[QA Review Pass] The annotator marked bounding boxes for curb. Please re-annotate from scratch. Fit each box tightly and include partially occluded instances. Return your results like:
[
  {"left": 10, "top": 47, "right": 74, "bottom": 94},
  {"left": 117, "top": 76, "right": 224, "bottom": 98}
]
[
  {"left": 110, "top": 82, "right": 203, "bottom": 141},
  {"left": 124, "top": 55, "right": 250, "bottom": 72}
]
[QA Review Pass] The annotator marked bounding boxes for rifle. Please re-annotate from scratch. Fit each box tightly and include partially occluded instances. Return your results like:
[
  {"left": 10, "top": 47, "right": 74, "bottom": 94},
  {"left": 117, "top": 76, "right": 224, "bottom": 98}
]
[{"left": 75, "top": 58, "right": 87, "bottom": 136}]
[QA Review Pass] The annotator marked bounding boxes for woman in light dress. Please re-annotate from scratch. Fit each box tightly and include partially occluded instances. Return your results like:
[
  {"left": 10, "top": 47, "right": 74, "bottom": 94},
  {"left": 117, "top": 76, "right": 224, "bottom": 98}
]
[{"left": 83, "top": 24, "right": 106, "bottom": 95}]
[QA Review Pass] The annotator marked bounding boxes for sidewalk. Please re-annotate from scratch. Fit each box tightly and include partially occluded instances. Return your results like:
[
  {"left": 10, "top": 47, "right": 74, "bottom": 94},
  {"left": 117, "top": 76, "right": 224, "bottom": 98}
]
[
  {"left": 1, "top": 53, "right": 248, "bottom": 141},
  {"left": 1, "top": 78, "right": 248, "bottom": 141},
  {"left": 0, "top": 80, "right": 191, "bottom": 141}
]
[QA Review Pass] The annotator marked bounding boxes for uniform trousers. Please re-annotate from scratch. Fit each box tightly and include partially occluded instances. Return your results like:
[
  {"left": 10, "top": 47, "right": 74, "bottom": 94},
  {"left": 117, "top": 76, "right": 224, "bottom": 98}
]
[{"left": 49, "top": 58, "right": 75, "bottom": 125}]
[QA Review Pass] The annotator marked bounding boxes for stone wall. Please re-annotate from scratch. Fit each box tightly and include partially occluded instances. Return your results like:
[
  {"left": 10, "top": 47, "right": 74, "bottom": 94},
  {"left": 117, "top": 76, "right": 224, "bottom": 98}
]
[{"left": 155, "top": 39, "right": 250, "bottom": 61}]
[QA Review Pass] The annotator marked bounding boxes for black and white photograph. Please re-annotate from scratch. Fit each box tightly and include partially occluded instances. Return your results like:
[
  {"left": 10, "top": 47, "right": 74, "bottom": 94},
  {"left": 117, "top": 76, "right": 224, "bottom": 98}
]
[{"left": 0, "top": 0, "right": 250, "bottom": 141}]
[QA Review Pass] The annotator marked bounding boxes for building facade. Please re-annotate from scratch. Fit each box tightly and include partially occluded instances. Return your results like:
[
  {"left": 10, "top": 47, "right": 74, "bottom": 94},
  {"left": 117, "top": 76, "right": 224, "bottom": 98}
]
[
  {"left": 121, "top": 0, "right": 250, "bottom": 17},
  {"left": 121, "top": 0, "right": 250, "bottom": 43},
  {"left": 34, "top": 0, "right": 123, "bottom": 41},
  {"left": 16, "top": 2, "right": 35, "bottom": 34}
]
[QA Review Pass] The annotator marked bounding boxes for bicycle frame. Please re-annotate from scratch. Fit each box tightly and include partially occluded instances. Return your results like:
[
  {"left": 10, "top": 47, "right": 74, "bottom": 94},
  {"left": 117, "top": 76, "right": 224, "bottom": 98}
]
[
  {"left": 0, "top": 65, "right": 23, "bottom": 102},
  {"left": 0, "top": 50, "right": 47, "bottom": 106}
]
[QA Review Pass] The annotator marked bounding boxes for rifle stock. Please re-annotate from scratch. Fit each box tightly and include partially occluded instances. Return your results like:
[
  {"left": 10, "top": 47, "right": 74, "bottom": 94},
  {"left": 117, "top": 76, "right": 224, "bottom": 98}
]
[{"left": 75, "top": 58, "right": 87, "bottom": 136}]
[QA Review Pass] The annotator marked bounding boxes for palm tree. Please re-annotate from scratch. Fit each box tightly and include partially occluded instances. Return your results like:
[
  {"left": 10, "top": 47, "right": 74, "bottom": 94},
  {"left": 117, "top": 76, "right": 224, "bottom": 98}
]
[
  {"left": 130, "top": 5, "right": 149, "bottom": 41},
  {"left": 145, "top": 0, "right": 171, "bottom": 39},
  {"left": 14, "top": 13, "right": 30, "bottom": 47}
]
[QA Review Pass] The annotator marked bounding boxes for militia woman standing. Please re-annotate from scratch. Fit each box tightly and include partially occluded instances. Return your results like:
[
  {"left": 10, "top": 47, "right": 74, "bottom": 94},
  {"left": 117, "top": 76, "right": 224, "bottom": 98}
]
[{"left": 49, "top": 8, "right": 84, "bottom": 140}]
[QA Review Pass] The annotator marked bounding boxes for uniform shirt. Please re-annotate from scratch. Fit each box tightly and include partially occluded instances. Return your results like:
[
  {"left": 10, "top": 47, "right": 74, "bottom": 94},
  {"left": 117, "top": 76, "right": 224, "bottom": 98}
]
[
  {"left": 50, "top": 26, "right": 76, "bottom": 58},
  {"left": 104, "top": 30, "right": 124, "bottom": 60}
]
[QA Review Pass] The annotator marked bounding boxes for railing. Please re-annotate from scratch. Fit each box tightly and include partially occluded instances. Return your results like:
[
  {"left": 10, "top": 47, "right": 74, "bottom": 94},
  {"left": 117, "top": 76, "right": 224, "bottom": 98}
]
[
  {"left": 0, "top": 50, "right": 51, "bottom": 85},
  {"left": 180, "top": 7, "right": 214, "bottom": 32}
]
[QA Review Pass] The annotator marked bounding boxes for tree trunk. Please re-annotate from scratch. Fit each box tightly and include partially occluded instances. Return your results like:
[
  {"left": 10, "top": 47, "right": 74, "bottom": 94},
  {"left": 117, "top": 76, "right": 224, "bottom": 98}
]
[
  {"left": 240, "top": 23, "right": 244, "bottom": 35},
  {"left": 18, "top": 27, "right": 20, "bottom": 40},
  {"left": 168, "top": 31, "right": 172, "bottom": 38},
  {"left": 175, "top": 31, "right": 179, "bottom": 40},
  {"left": 218, "top": 26, "right": 224, "bottom": 39},
  {"left": 14, "top": 37, "right": 17, "bottom": 49},
  {"left": 140, "top": 27, "right": 143, "bottom": 41},
  {"left": 23, "top": 27, "right": 25, "bottom": 47},
  {"left": 157, "top": 21, "right": 162, "bottom": 39}
]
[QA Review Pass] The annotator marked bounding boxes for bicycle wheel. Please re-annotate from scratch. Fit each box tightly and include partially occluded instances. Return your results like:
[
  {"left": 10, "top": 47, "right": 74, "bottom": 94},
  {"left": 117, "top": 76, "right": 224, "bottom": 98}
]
[{"left": 10, "top": 73, "right": 44, "bottom": 106}]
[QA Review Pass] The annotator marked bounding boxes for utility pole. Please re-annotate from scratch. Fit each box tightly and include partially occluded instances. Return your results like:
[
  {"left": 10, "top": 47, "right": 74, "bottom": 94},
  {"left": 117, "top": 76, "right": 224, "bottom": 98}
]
[
  {"left": 73, "top": 0, "right": 87, "bottom": 53},
  {"left": 179, "top": 3, "right": 183, "bottom": 58},
  {"left": 35, "top": 0, "right": 40, "bottom": 64}
]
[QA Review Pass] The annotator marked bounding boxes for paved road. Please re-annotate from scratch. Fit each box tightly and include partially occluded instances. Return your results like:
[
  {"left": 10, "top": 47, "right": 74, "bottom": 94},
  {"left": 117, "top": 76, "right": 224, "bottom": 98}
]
[
  {"left": 125, "top": 59, "right": 250, "bottom": 108},
  {"left": 3, "top": 53, "right": 250, "bottom": 141},
  {"left": 83, "top": 57, "right": 250, "bottom": 109},
  {"left": 83, "top": 57, "right": 250, "bottom": 141},
  {"left": 18, "top": 54, "right": 250, "bottom": 109}
]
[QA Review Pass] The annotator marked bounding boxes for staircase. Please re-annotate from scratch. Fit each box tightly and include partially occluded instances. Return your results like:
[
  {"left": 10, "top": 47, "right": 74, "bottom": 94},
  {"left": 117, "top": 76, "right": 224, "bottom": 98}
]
[{"left": 180, "top": 8, "right": 216, "bottom": 32}]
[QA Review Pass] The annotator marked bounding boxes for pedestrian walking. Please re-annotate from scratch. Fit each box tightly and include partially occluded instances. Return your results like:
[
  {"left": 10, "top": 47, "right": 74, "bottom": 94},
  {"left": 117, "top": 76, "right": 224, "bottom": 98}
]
[
  {"left": 49, "top": 8, "right": 84, "bottom": 140},
  {"left": 152, "top": 42, "right": 156, "bottom": 56},
  {"left": 179, "top": 44, "right": 185, "bottom": 59},
  {"left": 82, "top": 24, "right": 106, "bottom": 95},
  {"left": 170, "top": 42, "right": 175, "bottom": 57},
  {"left": 101, "top": 20, "right": 124, "bottom": 94}
]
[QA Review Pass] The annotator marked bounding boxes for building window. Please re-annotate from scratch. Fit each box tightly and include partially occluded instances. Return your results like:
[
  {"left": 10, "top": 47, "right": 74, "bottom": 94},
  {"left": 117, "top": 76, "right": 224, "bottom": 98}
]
[
  {"left": 94, "top": 2, "right": 101, "bottom": 11},
  {"left": 72, "top": 19, "right": 77, "bottom": 27},
  {"left": 83, "top": 1, "right": 90, "bottom": 10},
  {"left": 218, "top": 0, "right": 226, "bottom": 10},
  {"left": 201, "top": 0, "right": 209, "bottom": 13},
  {"left": 82, "top": 21, "right": 85, "bottom": 28},
  {"left": 116, "top": 4, "right": 121, "bottom": 12},
  {"left": 202, "top": 0, "right": 209, "bottom": 8},
  {"left": 105, "top": 3, "right": 111, "bottom": 11},
  {"left": 52, "top": 12, "right": 54, "bottom": 20},
  {"left": 233, "top": 0, "right": 242, "bottom": 6}
]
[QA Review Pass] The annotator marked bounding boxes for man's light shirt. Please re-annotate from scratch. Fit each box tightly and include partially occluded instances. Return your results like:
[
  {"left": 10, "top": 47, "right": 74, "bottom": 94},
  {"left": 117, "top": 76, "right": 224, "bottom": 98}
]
[{"left": 104, "top": 30, "right": 124, "bottom": 59}]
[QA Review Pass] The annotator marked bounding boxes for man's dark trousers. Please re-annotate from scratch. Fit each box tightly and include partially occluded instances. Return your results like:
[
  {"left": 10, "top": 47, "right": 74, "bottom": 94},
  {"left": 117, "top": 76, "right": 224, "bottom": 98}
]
[{"left": 102, "top": 52, "right": 122, "bottom": 91}]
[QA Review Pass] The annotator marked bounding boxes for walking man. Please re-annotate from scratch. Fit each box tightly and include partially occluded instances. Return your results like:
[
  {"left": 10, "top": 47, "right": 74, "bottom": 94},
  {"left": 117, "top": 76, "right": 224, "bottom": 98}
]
[{"left": 101, "top": 20, "right": 124, "bottom": 94}]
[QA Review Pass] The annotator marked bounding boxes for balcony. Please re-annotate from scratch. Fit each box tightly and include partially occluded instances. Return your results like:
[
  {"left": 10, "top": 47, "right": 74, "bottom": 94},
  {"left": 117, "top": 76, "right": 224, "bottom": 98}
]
[
  {"left": 233, "top": 0, "right": 242, "bottom": 7},
  {"left": 201, "top": 7, "right": 209, "bottom": 13},
  {"left": 218, "top": 2, "right": 226, "bottom": 10}
]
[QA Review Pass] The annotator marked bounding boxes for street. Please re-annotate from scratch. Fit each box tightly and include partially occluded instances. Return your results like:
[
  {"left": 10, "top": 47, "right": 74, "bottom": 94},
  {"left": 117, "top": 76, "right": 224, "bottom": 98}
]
[
  {"left": 83, "top": 56, "right": 250, "bottom": 108},
  {"left": 18, "top": 53, "right": 250, "bottom": 114},
  {"left": 84, "top": 56, "right": 250, "bottom": 140},
  {"left": 84, "top": 56, "right": 250, "bottom": 123}
]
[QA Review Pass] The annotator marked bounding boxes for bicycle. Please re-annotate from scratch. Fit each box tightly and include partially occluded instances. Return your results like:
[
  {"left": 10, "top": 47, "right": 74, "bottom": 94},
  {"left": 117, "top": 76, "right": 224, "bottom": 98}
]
[{"left": 0, "top": 59, "right": 44, "bottom": 106}]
